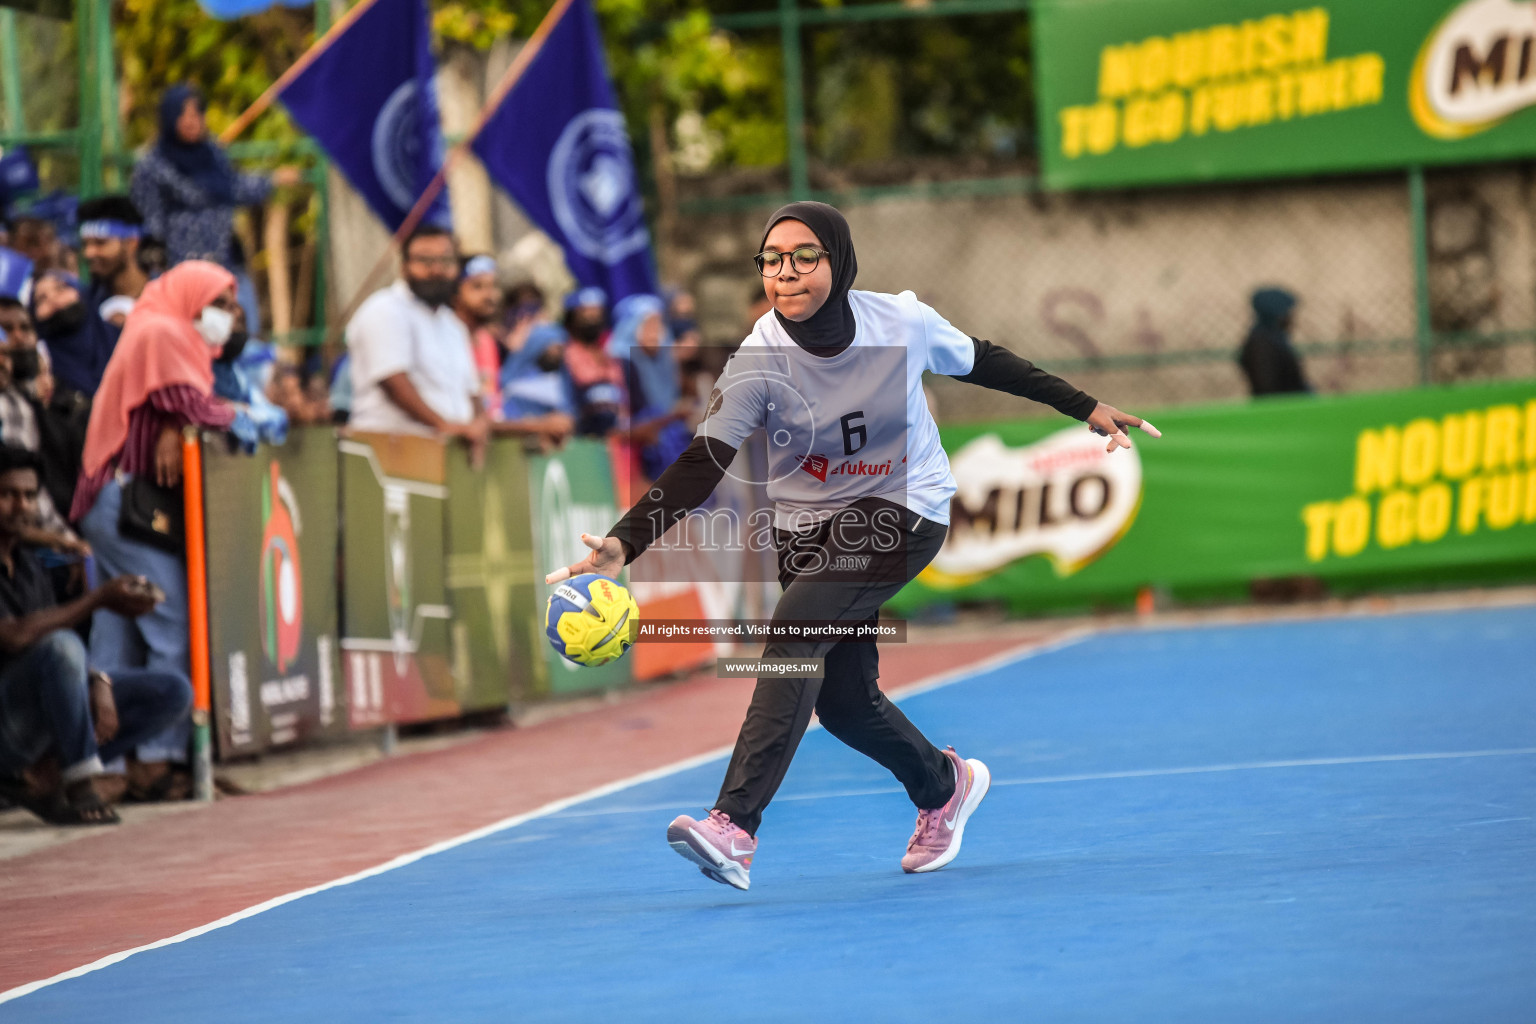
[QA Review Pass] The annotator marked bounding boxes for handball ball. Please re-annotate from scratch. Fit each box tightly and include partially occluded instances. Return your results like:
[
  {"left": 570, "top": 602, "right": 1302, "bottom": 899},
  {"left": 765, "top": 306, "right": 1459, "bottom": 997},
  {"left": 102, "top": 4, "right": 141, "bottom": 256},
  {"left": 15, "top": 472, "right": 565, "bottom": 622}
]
[{"left": 546, "top": 573, "right": 639, "bottom": 667}]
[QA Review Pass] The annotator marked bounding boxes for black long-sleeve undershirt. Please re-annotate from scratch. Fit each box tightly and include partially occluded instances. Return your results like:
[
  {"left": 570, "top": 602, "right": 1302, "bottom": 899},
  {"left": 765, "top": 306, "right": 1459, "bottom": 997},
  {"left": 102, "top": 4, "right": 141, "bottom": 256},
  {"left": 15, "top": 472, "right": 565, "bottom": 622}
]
[
  {"left": 607, "top": 435, "right": 736, "bottom": 564},
  {"left": 954, "top": 337, "right": 1098, "bottom": 420},
  {"left": 605, "top": 337, "right": 1096, "bottom": 563}
]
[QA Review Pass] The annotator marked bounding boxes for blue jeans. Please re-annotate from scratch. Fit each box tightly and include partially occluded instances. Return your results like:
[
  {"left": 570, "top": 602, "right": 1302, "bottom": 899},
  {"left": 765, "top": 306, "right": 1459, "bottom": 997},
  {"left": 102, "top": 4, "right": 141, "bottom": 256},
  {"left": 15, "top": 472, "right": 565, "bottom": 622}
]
[
  {"left": 78, "top": 476, "right": 195, "bottom": 763},
  {"left": 0, "top": 630, "right": 191, "bottom": 780}
]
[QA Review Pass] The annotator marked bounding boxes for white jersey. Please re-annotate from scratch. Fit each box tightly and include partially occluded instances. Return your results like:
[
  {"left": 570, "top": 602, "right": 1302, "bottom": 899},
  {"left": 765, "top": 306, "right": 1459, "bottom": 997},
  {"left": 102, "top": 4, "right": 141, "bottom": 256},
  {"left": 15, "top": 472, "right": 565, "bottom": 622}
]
[{"left": 698, "top": 289, "right": 976, "bottom": 529}]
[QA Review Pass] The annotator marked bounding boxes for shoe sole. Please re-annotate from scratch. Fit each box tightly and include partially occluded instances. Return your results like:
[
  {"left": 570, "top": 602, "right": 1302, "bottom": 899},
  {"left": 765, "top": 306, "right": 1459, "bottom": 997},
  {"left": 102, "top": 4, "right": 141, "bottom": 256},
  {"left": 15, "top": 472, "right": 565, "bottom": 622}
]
[
  {"left": 906, "top": 757, "right": 991, "bottom": 874},
  {"left": 666, "top": 821, "right": 751, "bottom": 890}
]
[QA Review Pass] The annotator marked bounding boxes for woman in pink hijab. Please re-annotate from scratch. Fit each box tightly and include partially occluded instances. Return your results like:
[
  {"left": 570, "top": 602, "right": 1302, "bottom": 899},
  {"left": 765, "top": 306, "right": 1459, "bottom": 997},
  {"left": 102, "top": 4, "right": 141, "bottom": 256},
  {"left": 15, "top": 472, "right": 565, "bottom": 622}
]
[{"left": 72, "top": 260, "right": 254, "bottom": 800}]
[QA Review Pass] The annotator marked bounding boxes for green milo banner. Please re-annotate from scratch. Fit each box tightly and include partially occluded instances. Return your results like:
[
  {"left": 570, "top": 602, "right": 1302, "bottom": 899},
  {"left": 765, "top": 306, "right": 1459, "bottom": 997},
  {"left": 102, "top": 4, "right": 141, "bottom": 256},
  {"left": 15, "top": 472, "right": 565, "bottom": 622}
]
[
  {"left": 204, "top": 427, "right": 343, "bottom": 756},
  {"left": 887, "top": 380, "right": 1536, "bottom": 616},
  {"left": 1035, "top": 0, "right": 1536, "bottom": 189},
  {"left": 525, "top": 438, "right": 631, "bottom": 695}
]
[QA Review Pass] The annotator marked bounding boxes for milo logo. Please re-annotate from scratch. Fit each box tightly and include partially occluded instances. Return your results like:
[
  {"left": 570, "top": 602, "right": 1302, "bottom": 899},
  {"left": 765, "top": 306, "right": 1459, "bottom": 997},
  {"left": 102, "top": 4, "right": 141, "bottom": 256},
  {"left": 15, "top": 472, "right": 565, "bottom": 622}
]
[
  {"left": 1412, "top": 0, "right": 1536, "bottom": 137},
  {"left": 921, "top": 427, "right": 1143, "bottom": 588}
]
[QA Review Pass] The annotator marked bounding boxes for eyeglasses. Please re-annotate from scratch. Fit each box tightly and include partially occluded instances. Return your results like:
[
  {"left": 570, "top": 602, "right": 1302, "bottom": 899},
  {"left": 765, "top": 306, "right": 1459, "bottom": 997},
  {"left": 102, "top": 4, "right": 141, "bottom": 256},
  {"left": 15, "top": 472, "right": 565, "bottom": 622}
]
[{"left": 754, "top": 246, "right": 830, "bottom": 278}]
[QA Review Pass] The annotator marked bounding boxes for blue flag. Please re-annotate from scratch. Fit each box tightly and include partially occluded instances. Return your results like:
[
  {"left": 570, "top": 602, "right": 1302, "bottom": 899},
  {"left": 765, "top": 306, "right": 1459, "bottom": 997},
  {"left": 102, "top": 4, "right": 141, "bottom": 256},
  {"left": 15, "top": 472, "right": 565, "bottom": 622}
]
[
  {"left": 279, "top": 0, "right": 448, "bottom": 231},
  {"left": 471, "top": 0, "right": 657, "bottom": 301}
]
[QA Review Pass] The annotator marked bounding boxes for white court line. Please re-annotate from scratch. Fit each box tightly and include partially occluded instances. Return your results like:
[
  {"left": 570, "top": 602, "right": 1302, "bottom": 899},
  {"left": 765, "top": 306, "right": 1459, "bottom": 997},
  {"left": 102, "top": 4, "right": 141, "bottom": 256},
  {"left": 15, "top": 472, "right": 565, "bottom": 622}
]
[
  {"left": 548, "top": 746, "right": 1536, "bottom": 820},
  {"left": 0, "top": 631, "right": 1086, "bottom": 1006},
  {"left": 987, "top": 747, "right": 1536, "bottom": 787}
]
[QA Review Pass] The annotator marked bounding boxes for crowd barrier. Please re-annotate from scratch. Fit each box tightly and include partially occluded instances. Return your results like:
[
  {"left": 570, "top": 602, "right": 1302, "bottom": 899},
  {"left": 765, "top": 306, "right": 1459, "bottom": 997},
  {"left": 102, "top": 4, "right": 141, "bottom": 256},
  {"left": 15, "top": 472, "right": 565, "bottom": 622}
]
[
  {"left": 187, "top": 430, "right": 734, "bottom": 761},
  {"left": 887, "top": 379, "right": 1536, "bottom": 617}
]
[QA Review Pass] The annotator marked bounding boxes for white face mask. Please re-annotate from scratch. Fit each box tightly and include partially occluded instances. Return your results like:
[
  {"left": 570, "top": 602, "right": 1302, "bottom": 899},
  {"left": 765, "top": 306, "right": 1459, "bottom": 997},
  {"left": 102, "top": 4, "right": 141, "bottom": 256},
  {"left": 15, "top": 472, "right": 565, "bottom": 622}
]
[{"left": 195, "top": 305, "right": 234, "bottom": 349}]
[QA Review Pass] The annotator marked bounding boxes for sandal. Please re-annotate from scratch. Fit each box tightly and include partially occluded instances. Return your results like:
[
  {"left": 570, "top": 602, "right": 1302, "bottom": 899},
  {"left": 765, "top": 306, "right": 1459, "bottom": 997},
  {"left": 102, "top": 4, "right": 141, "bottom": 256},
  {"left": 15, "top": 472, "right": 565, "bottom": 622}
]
[
  {"left": 0, "top": 775, "right": 119, "bottom": 826},
  {"left": 124, "top": 763, "right": 191, "bottom": 803},
  {"left": 46, "top": 780, "right": 121, "bottom": 826}
]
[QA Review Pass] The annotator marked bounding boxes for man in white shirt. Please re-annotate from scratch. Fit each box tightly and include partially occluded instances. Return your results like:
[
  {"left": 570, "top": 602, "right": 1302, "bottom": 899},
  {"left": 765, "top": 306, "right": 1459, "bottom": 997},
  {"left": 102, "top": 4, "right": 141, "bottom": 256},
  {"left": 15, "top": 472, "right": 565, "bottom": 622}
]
[{"left": 344, "top": 225, "right": 489, "bottom": 458}]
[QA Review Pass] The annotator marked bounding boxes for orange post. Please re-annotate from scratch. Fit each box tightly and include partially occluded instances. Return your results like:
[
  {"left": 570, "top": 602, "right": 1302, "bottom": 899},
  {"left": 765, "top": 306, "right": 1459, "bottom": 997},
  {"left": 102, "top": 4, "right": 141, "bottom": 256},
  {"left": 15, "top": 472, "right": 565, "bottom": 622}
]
[{"left": 181, "top": 427, "right": 214, "bottom": 801}]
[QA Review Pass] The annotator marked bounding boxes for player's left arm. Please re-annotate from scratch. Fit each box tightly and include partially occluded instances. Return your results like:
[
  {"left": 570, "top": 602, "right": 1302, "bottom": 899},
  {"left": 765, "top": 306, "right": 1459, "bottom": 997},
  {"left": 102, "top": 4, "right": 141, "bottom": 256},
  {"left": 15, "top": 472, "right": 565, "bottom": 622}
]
[
  {"left": 919, "top": 303, "right": 1160, "bottom": 452},
  {"left": 954, "top": 338, "right": 1160, "bottom": 451}
]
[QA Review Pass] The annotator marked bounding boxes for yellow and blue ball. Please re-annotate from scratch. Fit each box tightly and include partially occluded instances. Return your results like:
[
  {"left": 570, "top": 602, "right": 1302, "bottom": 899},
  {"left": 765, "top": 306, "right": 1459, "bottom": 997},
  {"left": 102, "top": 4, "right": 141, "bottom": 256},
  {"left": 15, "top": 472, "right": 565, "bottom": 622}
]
[{"left": 545, "top": 573, "right": 639, "bottom": 667}]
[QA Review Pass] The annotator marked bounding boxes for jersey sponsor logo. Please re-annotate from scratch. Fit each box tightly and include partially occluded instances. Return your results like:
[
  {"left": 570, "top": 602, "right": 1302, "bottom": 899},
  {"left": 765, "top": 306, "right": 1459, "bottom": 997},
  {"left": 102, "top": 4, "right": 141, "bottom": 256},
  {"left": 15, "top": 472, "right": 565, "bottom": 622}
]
[
  {"left": 829, "top": 457, "right": 893, "bottom": 478},
  {"left": 798, "top": 454, "right": 829, "bottom": 482},
  {"left": 921, "top": 425, "right": 1143, "bottom": 588},
  {"left": 1411, "top": 0, "right": 1536, "bottom": 139},
  {"left": 703, "top": 387, "right": 723, "bottom": 420}
]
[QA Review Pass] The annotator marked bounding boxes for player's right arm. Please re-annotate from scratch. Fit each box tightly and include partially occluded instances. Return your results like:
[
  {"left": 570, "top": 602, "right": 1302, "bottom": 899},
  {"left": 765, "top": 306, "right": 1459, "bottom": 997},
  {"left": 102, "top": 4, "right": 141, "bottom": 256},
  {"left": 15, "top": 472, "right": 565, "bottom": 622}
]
[{"left": 545, "top": 354, "right": 764, "bottom": 584}]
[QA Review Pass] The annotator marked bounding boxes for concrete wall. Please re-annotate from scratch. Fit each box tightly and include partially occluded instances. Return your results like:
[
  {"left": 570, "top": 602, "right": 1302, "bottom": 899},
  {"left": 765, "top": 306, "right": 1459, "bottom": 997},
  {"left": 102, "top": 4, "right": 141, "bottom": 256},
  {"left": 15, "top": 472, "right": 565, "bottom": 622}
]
[{"left": 665, "top": 164, "right": 1536, "bottom": 421}]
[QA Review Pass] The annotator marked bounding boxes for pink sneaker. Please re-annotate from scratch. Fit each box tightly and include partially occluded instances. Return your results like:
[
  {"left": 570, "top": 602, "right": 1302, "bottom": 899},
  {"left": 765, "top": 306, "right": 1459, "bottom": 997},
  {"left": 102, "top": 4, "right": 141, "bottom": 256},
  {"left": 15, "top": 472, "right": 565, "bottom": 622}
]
[
  {"left": 666, "top": 810, "right": 757, "bottom": 890},
  {"left": 901, "top": 747, "right": 991, "bottom": 874}
]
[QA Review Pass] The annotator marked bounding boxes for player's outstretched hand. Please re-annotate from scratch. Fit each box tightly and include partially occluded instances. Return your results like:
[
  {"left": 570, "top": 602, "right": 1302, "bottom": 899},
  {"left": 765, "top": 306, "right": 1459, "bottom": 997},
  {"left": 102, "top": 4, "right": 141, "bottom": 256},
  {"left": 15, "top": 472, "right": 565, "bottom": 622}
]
[
  {"left": 1086, "top": 402, "right": 1162, "bottom": 453},
  {"left": 545, "top": 532, "right": 626, "bottom": 584}
]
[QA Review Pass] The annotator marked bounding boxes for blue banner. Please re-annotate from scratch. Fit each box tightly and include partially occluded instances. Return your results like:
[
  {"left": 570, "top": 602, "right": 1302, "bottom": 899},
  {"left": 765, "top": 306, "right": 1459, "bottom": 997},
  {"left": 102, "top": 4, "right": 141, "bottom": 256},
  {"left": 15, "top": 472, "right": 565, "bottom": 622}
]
[
  {"left": 279, "top": 0, "right": 449, "bottom": 231},
  {"left": 471, "top": 0, "right": 657, "bottom": 301}
]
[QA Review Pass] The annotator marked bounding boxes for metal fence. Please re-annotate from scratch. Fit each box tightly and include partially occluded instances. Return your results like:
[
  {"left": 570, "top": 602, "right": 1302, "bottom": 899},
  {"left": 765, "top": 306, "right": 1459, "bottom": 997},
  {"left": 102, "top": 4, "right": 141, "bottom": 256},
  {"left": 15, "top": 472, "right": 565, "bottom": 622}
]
[
  {"left": 0, "top": 0, "right": 335, "bottom": 350},
  {"left": 664, "top": 0, "right": 1536, "bottom": 421},
  {"left": 5, "top": 0, "right": 1536, "bottom": 415}
]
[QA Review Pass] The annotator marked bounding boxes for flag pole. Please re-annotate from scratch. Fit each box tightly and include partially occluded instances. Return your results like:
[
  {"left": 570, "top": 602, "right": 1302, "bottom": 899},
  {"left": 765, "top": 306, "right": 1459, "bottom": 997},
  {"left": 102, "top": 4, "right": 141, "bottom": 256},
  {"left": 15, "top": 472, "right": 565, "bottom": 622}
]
[
  {"left": 322, "top": 0, "right": 580, "bottom": 346},
  {"left": 219, "top": 0, "right": 386, "bottom": 145}
]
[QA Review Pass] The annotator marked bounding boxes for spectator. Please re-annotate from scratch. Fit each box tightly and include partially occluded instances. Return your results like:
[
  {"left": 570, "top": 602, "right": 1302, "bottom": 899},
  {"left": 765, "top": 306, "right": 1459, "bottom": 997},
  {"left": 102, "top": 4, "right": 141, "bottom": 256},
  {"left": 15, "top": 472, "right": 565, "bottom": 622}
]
[
  {"left": 664, "top": 286, "right": 703, "bottom": 367},
  {"left": 0, "top": 245, "right": 32, "bottom": 300},
  {"left": 267, "top": 364, "right": 329, "bottom": 428},
  {"left": 212, "top": 305, "right": 288, "bottom": 444},
  {"left": 8, "top": 214, "right": 57, "bottom": 278},
  {"left": 561, "top": 287, "right": 624, "bottom": 437},
  {"left": 30, "top": 270, "right": 117, "bottom": 397},
  {"left": 71, "top": 260, "right": 255, "bottom": 801},
  {"left": 453, "top": 255, "right": 504, "bottom": 419},
  {"left": 0, "top": 444, "right": 190, "bottom": 825},
  {"left": 494, "top": 323, "right": 575, "bottom": 450},
  {"left": 327, "top": 351, "right": 352, "bottom": 425},
  {"left": 0, "top": 300, "right": 89, "bottom": 523},
  {"left": 1238, "top": 287, "right": 1311, "bottom": 397},
  {"left": 614, "top": 294, "right": 694, "bottom": 482},
  {"left": 0, "top": 355, "right": 81, "bottom": 541},
  {"left": 130, "top": 84, "right": 301, "bottom": 331},
  {"left": 501, "top": 281, "right": 548, "bottom": 361},
  {"left": 78, "top": 195, "right": 149, "bottom": 318},
  {"left": 344, "top": 225, "right": 488, "bottom": 458}
]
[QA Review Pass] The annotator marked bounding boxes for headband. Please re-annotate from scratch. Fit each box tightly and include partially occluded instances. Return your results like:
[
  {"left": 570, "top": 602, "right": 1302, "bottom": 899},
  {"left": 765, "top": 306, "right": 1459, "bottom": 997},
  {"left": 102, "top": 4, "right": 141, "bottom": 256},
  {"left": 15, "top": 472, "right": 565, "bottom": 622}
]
[
  {"left": 461, "top": 255, "right": 497, "bottom": 280},
  {"left": 79, "top": 219, "right": 143, "bottom": 241}
]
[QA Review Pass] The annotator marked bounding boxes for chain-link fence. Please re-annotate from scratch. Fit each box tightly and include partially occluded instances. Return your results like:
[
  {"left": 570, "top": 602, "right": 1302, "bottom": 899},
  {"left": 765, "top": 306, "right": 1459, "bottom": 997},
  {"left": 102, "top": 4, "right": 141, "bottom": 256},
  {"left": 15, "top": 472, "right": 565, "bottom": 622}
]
[{"left": 667, "top": 160, "right": 1536, "bottom": 423}]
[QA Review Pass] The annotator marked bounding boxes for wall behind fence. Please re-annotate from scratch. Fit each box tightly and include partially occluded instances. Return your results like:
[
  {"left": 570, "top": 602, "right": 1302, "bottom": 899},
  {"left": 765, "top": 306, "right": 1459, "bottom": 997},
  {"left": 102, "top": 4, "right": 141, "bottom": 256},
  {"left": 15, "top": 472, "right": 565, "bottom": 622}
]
[{"left": 673, "top": 163, "right": 1536, "bottom": 422}]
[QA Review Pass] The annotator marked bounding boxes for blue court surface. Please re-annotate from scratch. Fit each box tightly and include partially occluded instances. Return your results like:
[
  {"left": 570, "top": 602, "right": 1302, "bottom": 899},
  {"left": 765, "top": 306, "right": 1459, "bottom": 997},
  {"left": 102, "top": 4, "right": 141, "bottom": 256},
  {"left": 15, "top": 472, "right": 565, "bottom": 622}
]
[{"left": 6, "top": 604, "right": 1536, "bottom": 1023}]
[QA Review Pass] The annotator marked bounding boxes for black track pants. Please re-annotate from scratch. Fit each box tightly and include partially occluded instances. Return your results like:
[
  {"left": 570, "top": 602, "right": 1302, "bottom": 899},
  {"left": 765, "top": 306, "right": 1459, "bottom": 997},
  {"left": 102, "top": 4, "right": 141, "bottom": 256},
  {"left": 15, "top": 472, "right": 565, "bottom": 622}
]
[{"left": 713, "top": 497, "right": 954, "bottom": 837}]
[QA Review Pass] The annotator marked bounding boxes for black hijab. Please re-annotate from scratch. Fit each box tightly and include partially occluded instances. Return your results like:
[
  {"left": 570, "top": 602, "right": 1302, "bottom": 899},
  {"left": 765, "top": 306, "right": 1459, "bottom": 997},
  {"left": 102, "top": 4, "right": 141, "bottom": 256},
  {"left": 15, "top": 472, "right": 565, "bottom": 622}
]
[{"left": 760, "top": 201, "right": 857, "bottom": 354}]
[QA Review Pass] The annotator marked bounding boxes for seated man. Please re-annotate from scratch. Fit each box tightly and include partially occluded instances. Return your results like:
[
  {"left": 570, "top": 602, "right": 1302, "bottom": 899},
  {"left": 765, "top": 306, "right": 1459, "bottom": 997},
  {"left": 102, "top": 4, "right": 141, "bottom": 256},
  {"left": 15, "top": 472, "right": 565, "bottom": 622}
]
[{"left": 0, "top": 445, "right": 190, "bottom": 825}]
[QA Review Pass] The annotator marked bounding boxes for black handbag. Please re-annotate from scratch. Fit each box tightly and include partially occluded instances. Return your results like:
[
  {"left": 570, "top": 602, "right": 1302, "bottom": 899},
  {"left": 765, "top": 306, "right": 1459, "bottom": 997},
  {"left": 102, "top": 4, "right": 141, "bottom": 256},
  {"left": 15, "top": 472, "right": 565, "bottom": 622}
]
[{"left": 117, "top": 474, "right": 185, "bottom": 554}]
